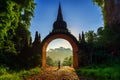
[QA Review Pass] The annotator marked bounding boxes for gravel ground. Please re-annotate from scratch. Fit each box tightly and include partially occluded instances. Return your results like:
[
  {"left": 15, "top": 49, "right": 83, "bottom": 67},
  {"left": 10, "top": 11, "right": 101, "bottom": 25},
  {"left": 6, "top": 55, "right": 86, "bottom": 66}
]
[{"left": 27, "top": 66, "right": 93, "bottom": 80}]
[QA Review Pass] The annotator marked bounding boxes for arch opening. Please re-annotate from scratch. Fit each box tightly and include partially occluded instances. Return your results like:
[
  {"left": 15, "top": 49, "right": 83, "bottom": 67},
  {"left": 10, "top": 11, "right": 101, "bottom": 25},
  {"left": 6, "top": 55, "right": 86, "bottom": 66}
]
[{"left": 46, "top": 39, "right": 73, "bottom": 67}]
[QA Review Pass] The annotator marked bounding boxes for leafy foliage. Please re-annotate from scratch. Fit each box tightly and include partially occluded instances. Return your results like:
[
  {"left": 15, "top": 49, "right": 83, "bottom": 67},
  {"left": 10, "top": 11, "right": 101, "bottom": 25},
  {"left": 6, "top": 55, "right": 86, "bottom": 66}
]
[
  {"left": 18, "top": 31, "right": 42, "bottom": 69},
  {"left": 62, "top": 56, "right": 73, "bottom": 66},
  {"left": 0, "top": 0, "right": 42, "bottom": 69},
  {"left": 0, "top": 65, "right": 42, "bottom": 80},
  {"left": 46, "top": 56, "right": 57, "bottom": 66},
  {"left": 92, "top": 0, "right": 104, "bottom": 8},
  {"left": 76, "top": 65, "right": 120, "bottom": 80},
  {"left": 80, "top": 27, "right": 120, "bottom": 66}
]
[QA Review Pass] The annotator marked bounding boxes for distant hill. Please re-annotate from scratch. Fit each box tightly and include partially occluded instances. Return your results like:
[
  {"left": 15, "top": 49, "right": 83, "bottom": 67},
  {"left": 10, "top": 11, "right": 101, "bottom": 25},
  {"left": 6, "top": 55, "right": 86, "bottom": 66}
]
[{"left": 47, "top": 47, "right": 72, "bottom": 63}]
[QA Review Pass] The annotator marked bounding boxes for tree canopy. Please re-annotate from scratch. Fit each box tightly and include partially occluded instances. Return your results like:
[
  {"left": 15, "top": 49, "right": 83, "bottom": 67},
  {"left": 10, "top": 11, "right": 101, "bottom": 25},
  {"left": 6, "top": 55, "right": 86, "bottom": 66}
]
[
  {"left": 92, "top": 0, "right": 104, "bottom": 8},
  {"left": 0, "top": 0, "right": 38, "bottom": 68}
]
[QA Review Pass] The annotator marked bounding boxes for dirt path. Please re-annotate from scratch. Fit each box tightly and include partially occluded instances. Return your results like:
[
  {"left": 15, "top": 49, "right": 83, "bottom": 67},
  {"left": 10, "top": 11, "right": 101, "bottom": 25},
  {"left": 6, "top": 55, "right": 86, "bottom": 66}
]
[{"left": 27, "top": 66, "right": 80, "bottom": 80}]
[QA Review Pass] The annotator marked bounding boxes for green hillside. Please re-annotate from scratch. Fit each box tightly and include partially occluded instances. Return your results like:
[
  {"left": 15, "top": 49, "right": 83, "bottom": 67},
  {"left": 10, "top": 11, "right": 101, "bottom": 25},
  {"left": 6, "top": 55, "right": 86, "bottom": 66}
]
[{"left": 47, "top": 47, "right": 72, "bottom": 63}]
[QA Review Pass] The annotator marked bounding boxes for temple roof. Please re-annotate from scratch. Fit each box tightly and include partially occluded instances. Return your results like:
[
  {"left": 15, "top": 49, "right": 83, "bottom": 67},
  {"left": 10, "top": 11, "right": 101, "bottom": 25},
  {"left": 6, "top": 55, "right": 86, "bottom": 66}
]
[{"left": 53, "top": 3, "right": 68, "bottom": 32}]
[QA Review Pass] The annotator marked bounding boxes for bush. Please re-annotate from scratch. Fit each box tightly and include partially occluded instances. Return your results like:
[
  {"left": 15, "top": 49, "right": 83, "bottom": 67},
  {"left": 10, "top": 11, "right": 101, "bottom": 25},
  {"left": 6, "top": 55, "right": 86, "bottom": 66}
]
[
  {"left": 0, "top": 65, "right": 42, "bottom": 80},
  {"left": 76, "top": 65, "right": 120, "bottom": 80}
]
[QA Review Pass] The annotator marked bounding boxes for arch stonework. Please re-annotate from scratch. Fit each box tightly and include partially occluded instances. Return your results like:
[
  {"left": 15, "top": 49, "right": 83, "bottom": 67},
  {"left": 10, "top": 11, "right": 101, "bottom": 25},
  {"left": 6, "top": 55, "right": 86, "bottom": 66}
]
[{"left": 42, "top": 32, "right": 79, "bottom": 69}]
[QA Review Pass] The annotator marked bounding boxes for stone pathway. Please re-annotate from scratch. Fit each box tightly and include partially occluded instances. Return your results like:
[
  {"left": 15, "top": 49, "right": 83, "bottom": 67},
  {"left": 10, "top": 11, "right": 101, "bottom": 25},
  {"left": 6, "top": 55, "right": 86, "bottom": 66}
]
[{"left": 27, "top": 66, "right": 80, "bottom": 80}]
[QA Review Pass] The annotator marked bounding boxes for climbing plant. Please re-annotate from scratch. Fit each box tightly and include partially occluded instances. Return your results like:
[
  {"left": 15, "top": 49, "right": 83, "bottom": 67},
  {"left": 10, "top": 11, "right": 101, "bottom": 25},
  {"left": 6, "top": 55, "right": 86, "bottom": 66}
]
[{"left": 0, "top": 0, "right": 36, "bottom": 68}]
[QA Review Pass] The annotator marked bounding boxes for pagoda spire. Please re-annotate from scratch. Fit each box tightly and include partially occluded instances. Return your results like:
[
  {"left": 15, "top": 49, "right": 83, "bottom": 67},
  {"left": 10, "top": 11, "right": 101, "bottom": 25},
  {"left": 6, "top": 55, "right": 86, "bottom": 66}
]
[
  {"left": 53, "top": 3, "right": 68, "bottom": 32},
  {"left": 57, "top": 3, "right": 63, "bottom": 21}
]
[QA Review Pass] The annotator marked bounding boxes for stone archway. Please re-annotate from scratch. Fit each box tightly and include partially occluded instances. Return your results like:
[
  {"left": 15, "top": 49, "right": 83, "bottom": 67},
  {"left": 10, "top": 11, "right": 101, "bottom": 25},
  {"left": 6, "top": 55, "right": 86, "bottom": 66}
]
[
  {"left": 41, "top": 4, "right": 79, "bottom": 69},
  {"left": 42, "top": 32, "right": 79, "bottom": 69}
]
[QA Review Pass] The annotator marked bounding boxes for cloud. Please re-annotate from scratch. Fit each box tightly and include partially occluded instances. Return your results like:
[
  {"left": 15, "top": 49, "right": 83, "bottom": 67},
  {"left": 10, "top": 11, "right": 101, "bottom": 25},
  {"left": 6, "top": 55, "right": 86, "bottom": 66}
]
[{"left": 47, "top": 39, "right": 72, "bottom": 51}]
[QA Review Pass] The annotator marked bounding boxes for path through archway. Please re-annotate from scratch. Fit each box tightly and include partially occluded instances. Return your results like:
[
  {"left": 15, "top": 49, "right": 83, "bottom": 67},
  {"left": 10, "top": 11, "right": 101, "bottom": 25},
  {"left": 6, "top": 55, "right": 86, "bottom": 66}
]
[
  {"left": 42, "top": 33, "right": 79, "bottom": 69},
  {"left": 46, "top": 39, "right": 73, "bottom": 67}
]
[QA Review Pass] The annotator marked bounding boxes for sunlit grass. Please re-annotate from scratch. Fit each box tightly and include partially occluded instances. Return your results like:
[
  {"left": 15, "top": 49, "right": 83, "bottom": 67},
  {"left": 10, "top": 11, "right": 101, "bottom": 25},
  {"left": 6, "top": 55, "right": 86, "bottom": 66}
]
[
  {"left": 76, "top": 65, "right": 120, "bottom": 80},
  {"left": 0, "top": 66, "right": 42, "bottom": 80}
]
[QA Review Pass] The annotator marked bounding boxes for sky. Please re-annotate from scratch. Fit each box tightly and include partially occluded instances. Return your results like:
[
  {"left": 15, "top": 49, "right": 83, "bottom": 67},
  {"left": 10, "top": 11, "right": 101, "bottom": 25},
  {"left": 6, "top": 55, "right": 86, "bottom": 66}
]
[
  {"left": 46, "top": 39, "right": 73, "bottom": 51},
  {"left": 30, "top": 0, "right": 103, "bottom": 50}
]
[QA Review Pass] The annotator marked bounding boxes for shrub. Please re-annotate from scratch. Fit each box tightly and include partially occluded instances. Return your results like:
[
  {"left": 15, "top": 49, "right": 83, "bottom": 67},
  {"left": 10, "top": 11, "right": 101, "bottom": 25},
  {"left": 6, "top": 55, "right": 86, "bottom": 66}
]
[
  {"left": 76, "top": 65, "right": 120, "bottom": 80},
  {"left": 0, "top": 66, "right": 42, "bottom": 80}
]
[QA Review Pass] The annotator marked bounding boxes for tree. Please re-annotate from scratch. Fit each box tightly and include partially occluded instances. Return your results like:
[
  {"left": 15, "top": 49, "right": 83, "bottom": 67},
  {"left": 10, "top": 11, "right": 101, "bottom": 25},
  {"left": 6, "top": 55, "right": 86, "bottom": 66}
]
[
  {"left": 97, "top": 27, "right": 120, "bottom": 55},
  {"left": 92, "top": 0, "right": 120, "bottom": 28},
  {"left": 79, "top": 30, "right": 103, "bottom": 66},
  {"left": 92, "top": 0, "right": 104, "bottom": 8},
  {"left": 46, "top": 56, "right": 56, "bottom": 66},
  {"left": 0, "top": 0, "right": 36, "bottom": 68},
  {"left": 31, "top": 31, "right": 42, "bottom": 67},
  {"left": 14, "top": 0, "right": 36, "bottom": 52},
  {"left": 85, "top": 31, "right": 97, "bottom": 43},
  {"left": 92, "top": 0, "right": 106, "bottom": 26},
  {"left": 62, "top": 56, "right": 73, "bottom": 66}
]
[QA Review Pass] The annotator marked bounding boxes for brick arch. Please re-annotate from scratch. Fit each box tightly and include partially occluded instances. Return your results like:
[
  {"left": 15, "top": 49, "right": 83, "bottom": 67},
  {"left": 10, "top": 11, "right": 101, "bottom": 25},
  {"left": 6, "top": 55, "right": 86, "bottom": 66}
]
[{"left": 42, "top": 33, "right": 79, "bottom": 69}]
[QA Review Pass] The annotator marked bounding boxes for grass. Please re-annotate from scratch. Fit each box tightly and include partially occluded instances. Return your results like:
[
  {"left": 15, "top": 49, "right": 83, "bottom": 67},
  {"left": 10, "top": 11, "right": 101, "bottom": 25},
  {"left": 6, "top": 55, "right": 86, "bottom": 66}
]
[
  {"left": 0, "top": 65, "right": 43, "bottom": 80},
  {"left": 76, "top": 65, "right": 120, "bottom": 80}
]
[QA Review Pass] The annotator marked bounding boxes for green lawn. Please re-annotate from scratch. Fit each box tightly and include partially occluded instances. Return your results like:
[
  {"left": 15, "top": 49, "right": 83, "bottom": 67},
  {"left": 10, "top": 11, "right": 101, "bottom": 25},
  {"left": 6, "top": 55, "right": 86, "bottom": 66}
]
[
  {"left": 76, "top": 65, "right": 120, "bottom": 80},
  {"left": 0, "top": 66, "right": 42, "bottom": 80}
]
